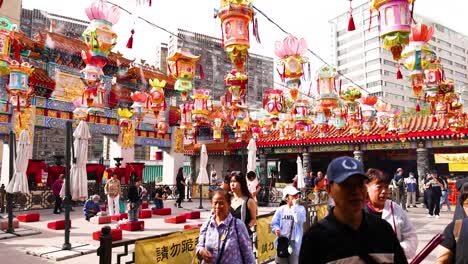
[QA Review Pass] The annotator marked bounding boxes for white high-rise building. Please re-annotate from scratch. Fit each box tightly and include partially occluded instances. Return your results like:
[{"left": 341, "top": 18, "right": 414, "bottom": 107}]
[{"left": 329, "top": 2, "right": 468, "bottom": 112}]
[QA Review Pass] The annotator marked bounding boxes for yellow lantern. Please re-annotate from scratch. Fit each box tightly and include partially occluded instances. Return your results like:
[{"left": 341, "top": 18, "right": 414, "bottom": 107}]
[{"left": 149, "top": 78, "right": 166, "bottom": 117}]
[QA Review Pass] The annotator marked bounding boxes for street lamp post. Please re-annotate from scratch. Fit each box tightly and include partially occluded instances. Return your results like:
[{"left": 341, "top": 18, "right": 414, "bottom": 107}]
[
  {"left": 62, "top": 121, "right": 72, "bottom": 250},
  {"left": 6, "top": 131, "right": 15, "bottom": 233}
]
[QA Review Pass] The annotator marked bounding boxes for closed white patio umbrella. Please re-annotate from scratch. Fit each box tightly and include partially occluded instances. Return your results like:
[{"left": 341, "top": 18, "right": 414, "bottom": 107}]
[
  {"left": 246, "top": 138, "right": 257, "bottom": 173},
  {"left": 6, "top": 130, "right": 30, "bottom": 194},
  {"left": 297, "top": 156, "right": 305, "bottom": 189},
  {"left": 68, "top": 121, "right": 91, "bottom": 200},
  {"left": 197, "top": 144, "right": 209, "bottom": 185}
]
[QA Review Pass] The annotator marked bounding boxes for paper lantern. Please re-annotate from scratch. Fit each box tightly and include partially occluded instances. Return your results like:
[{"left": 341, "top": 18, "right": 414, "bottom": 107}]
[
  {"left": 179, "top": 101, "right": 193, "bottom": 130},
  {"left": 191, "top": 89, "right": 211, "bottom": 125},
  {"left": 149, "top": 79, "right": 166, "bottom": 117},
  {"left": 0, "top": 18, "right": 16, "bottom": 75},
  {"left": 82, "top": 0, "right": 120, "bottom": 58},
  {"left": 259, "top": 116, "right": 273, "bottom": 134},
  {"left": 117, "top": 108, "right": 134, "bottom": 149},
  {"left": 225, "top": 70, "right": 248, "bottom": 104},
  {"left": 316, "top": 65, "right": 338, "bottom": 108},
  {"left": 217, "top": 0, "right": 254, "bottom": 71},
  {"left": 262, "top": 89, "right": 284, "bottom": 117},
  {"left": 130, "top": 91, "right": 149, "bottom": 122},
  {"left": 156, "top": 121, "right": 169, "bottom": 137},
  {"left": 7, "top": 60, "right": 34, "bottom": 110},
  {"left": 331, "top": 106, "right": 346, "bottom": 130},
  {"left": 250, "top": 126, "right": 261, "bottom": 139},
  {"left": 370, "top": 0, "right": 413, "bottom": 61},
  {"left": 167, "top": 49, "right": 200, "bottom": 100},
  {"left": 213, "top": 117, "right": 224, "bottom": 142}
]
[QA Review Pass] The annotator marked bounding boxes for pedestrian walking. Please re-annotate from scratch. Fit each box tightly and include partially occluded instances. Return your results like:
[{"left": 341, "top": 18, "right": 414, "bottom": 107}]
[
  {"left": 365, "top": 168, "right": 418, "bottom": 259},
  {"left": 104, "top": 171, "right": 121, "bottom": 216},
  {"left": 436, "top": 182, "right": 468, "bottom": 263},
  {"left": 175, "top": 167, "right": 187, "bottom": 208},
  {"left": 83, "top": 194, "right": 101, "bottom": 221},
  {"left": 425, "top": 169, "right": 444, "bottom": 218},
  {"left": 195, "top": 190, "right": 256, "bottom": 264},
  {"left": 229, "top": 172, "right": 257, "bottom": 238},
  {"left": 299, "top": 156, "right": 407, "bottom": 264},
  {"left": 151, "top": 185, "right": 165, "bottom": 209},
  {"left": 271, "top": 186, "right": 306, "bottom": 264},
  {"left": 392, "top": 168, "right": 407, "bottom": 210},
  {"left": 405, "top": 172, "right": 418, "bottom": 208},
  {"left": 127, "top": 178, "right": 145, "bottom": 222},
  {"left": 440, "top": 175, "right": 452, "bottom": 212},
  {"left": 52, "top": 174, "right": 64, "bottom": 214}
]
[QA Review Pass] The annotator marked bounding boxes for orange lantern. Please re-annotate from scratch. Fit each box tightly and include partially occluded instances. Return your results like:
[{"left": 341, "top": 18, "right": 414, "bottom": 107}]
[
  {"left": 191, "top": 89, "right": 211, "bottom": 125},
  {"left": 316, "top": 65, "right": 338, "bottom": 108},
  {"left": 167, "top": 48, "right": 201, "bottom": 101},
  {"left": 262, "top": 89, "right": 284, "bottom": 117},
  {"left": 149, "top": 79, "right": 166, "bottom": 117}
]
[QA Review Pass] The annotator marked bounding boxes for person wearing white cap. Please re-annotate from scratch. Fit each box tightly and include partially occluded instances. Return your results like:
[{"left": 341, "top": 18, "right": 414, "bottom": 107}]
[{"left": 271, "top": 185, "right": 306, "bottom": 264}]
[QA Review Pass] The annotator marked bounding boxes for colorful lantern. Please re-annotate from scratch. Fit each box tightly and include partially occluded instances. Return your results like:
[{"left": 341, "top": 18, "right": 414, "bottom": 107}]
[
  {"left": 73, "top": 99, "right": 89, "bottom": 120},
  {"left": 274, "top": 35, "right": 309, "bottom": 102},
  {"left": 191, "top": 89, "right": 211, "bottom": 125},
  {"left": 7, "top": 60, "right": 34, "bottom": 110},
  {"left": 370, "top": 0, "right": 413, "bottom": 61},
  {"left": 179, "top": 101, "right": 193, "bottom": 130},
  {"left": 130, "top": 91, "right": 149, "bottom": 123},
  {"left": 225, "top": 69, "right": 248, "bottom": 104},
  {"left": 360, "top": 96, "right": 378, "bottom": 134},
  {"left": 117, "top": 108, "right": 134, "bottom": 149},
  {"left": 331, "top": 105, "right": 347, "bottom": 131},
  {"left": 259, "top": 116, "right": 273, "bottom": 134},
  {"left": 316, "top": 65, "right": 338, "bottom": 108},
  {"left": 167, "top": 48, "right": 201, "bottom": 101},
  {"left": 213, "top": 117, "right": 224, "bottom": 142},
  {"left": 156, "top": 121, "right": 169, "bottom": 138},
  {"left": 217, "top": 0, "right": 255, "bottom": 72},
  {"left": 401, "top": 23, "right": 435, "bottom": 110},
  {"left": 149, "top": 78, "right": 166, "bottom": 117},
  {"left": 250, "top": 126, "right": 261, "bottom": 139},
  {"left": 82, "top": 0, "right": 120, "bottom": 58},
  {"left": 262, "top": 89, "right": 284, "bottom": 117},
  {"left": 0, "top": 17, "right": 16, "bottom": 75}
]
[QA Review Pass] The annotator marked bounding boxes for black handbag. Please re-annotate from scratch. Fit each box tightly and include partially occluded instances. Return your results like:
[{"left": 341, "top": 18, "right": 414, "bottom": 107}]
[{"left": 276, "top": 219, "right": 294, "bottom": 258}]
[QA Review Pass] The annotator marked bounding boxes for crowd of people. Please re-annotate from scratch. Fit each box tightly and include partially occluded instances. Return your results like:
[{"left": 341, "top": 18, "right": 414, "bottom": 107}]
[{"left": 48, "top": 157, "right": 468, "bottom": 263}]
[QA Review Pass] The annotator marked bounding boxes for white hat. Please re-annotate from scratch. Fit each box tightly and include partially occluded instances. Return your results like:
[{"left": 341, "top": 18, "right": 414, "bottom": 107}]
[{"left": 282, "top": 186, "right": 301, "bottom": 200}]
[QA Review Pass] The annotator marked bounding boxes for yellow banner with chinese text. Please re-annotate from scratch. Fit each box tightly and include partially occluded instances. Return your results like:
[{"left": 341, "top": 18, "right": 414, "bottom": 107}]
[
  {"left": 135, "top": 228, "right": 201, "bottom": 264},
  {"left": 435, "top": 153, "right": 468, "bottom": 164},
  {"left": 448, "top": 163, "right": 468, "bottom": 172},
  {"left": 257, "top": 214, "right": 277, "bottom": 263}
]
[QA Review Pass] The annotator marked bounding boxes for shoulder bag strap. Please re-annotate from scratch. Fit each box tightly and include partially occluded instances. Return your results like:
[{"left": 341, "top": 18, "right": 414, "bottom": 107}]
[
  {"left": 234, "top": 219, "right": 245, "bottom": 264},
  {"left": 454, "top": 219, "right": 463, "bottom": 242},
  {"left": 216, "top": 218, "right": 234, "bottom": 264},
  {"left": 390, "top": 201, "right": 398, "bottom": 238},
  {"left": 241, "top": 196, "right": 248, "bottom": 223},
  {"left": 289, "top": 215, "right": 295, "bottom": 241}
]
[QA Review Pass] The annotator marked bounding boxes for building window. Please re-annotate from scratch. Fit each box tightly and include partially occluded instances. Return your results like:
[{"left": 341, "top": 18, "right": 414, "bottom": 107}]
[
  {"left": 455, "top": 71, "right": 467, "bottom": 78},
  {"left": 440, "top": 58, "right": 453, "bottom": 66},
  {"left": 365, "top": 37, "right": 379, "bottom": 46},
  {"left": 365, "top": 48, "right": 380, "bottom": 58},
  {"left": 383, "top": 70, "right": 396, "bottom": 78},
  {"left": 453, "top": 45, "right": 465, "bottom": 53},
  {"left": 383, "top": 59, "right": 397, "bottom": 67},
  {"left": 454, "top": 62, "right": 467, "bottom": 70},
  {"left": 365, "top": 58, "right": 380, "bottom": 67},
  {"left": 437, "top": 39, "right": 452, "bottom": 47},
  {"left": 366, "top": 69, "right": 381, "bottom": 78},
  {"left": 453, "top": 54, "right": 466, "bottom": 62},
  {"left": 367, "top": 80, "right": 382, "bottom": 88}
]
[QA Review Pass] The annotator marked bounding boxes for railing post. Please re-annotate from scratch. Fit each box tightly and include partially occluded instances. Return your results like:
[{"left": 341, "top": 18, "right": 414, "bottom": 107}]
[
  {"left": 0, "top": 184, "right": 5, "bottom": 214},
  {"left": 98, "top": 226, "right": 113, "bottom": 264}
]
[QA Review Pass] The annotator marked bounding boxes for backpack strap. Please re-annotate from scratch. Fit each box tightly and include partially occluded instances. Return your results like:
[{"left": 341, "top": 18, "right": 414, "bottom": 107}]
[
  {"left": 234, "top": 219, "right": 245, "bottom": 264},
  {"left": 454, "top": 219, "right": 463, "bottom": 242}
]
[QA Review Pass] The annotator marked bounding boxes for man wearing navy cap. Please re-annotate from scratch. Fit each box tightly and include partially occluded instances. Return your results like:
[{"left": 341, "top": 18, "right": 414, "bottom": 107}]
[{"left": 299, "top": 156, "right": 407, "bottom": 263}]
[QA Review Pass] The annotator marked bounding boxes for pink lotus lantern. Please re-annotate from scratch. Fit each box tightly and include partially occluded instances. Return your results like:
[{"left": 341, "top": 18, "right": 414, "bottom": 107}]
[
  {"left": 274, "top": 35, "right": 309, "bottom": 101},
  {"left": 130, "top": 91, "right": 149, "bottom": 123},
  {"left": 316, "top": 65, "right": 338, "bottom": 108},
  {"left": 370, "top": 0, "right": 413, "bottom": 61},
  {"left": 191, "top": 89, "right": 211, "bottom": 125},
  {"left": 262, "top": 89, "right": 284, "bottom": 117},
  {"left": 251, "top": 126, "right": 261, "bottom": 139}
]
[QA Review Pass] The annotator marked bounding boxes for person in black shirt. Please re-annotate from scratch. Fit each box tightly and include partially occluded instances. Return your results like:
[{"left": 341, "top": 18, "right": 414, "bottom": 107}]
[
  {"left": 175, "top": 167, "right": 187, "bottom": 208},
  {"left": 300, "top": 156, "right": 407, "bottom": 264},
  {"left": 152, "top": 185, "right": 165, "bottom": 209},
  {"left": 424, "top": 169, "right": 444, "bottom": 218},
  {"left": 127, "top": 178, "right": 145, "bottom": 222},
  {"left": 437, "top": 182, "right": 468, "bottom": 264}
]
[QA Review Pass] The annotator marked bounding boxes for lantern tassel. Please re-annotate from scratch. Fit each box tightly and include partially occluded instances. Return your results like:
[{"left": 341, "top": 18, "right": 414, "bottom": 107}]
[
  {"left": 5, "top": 99, "right": 8, "bottom": 112},
  {"left": 149, "top": 0, "right": 152, "bottom": 6},
  {"left": 307, "top": 62, "right": 311, "bottom": 81},
  {"left": 0, "top": 1, "right": 3, "bottom": 8},
  {"left": 276, "top": 68, "right": 284, "bottom": 82},
  {"left": 368, "top": 10, "right": 373, "bottom": 31},
  {"left": 348, "top": 0, "right": 355, "bottom": 31},
  {"left": 199, "top": 64, "right": 205, "bottom": 80},
  {"left": 415, "top": 101, "right": 420, "bottom": 112},
  {"left": 14, "top": 40, "right": 20, "bottom": 62},
  {"left": 253, "top": 17, "right": 261, "bottom": 44},
  {"left": 126, "top": 29, "right": 135, "bottom": 49},
  {"left": 16, "top": 96, "right": 20, "bottom": 111},
  {"left": 307, "top": 82, "right": 313, "bottom": 97},
  {"left": 396, "top": 64, "right": 403, "bottom": 79}
]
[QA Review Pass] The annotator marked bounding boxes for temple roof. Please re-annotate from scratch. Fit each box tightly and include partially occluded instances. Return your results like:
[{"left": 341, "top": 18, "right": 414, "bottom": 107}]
[
  {"left": 240, "top": 115, "right": 468, "bottom": 148},
  {"left": 168, "top": 106, "right": 180, "bottom": 126},
  {"left": 34, "top": 31, "right": 133, "bottom": 67},
  {"left": 29, "top": 68, "right": 55, "bottom": 89},
  {"left": 116, "top": 66, "right": 175, "bottom": 88}
]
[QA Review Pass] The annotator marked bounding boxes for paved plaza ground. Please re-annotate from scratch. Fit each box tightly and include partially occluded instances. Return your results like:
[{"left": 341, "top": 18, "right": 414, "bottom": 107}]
[{"left": 0, "top": 200, "right": 456, "bottom": 263}]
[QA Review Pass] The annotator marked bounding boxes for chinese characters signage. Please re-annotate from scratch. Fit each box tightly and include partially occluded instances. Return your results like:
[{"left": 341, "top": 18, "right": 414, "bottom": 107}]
[
  {"left": 257, "top": 214, "right": 276, "bottom": 263},
  {"left": 367, "top": 142, "right": 411, "bottom": 150},
  {"left": 135, "top": 228, "right": 200, "bottom": 264}
]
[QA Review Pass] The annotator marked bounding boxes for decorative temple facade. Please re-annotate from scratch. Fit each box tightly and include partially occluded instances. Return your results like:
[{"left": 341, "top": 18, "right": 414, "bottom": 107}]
[{"left": 0, "top": 28, "right": 183, "bottom": 187}]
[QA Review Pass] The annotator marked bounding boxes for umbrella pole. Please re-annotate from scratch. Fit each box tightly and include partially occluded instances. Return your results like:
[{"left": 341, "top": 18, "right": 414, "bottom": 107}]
[
  {"left": 62, "top": 121, "right": 72, "bottom": 250},
  {"left": 198, "top": 184, "right": 203, "bottom": 209},
  {"left": 6, "top": 131, "right": 15, "bottom": 233}
]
